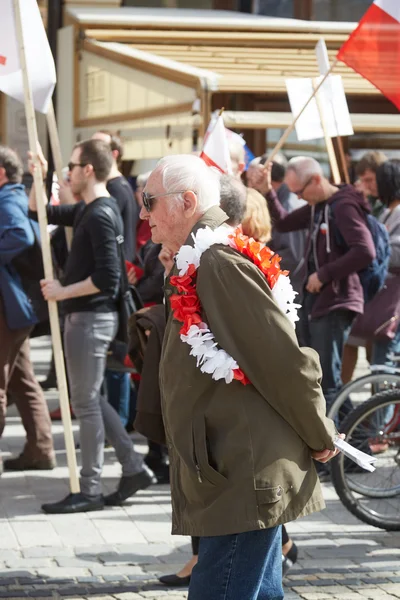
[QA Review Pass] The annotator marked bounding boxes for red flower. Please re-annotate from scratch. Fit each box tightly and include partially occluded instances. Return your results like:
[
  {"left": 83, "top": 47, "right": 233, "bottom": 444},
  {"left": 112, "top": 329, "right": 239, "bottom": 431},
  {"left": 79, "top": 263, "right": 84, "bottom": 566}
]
[
  {"left": 233, "top": 368, "right": 251, "bottom": 385},
  {"left": 180, "top": 313, "right": 202, "bottom": 335},
  {"left": 171, "top": 293, "right": 201, "bottom": 322}
]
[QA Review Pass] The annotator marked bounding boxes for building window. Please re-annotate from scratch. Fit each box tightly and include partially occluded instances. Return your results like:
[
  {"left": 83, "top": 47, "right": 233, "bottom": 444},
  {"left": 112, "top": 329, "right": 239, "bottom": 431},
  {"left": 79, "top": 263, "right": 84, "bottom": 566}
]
[
  {"left": 254, "top": 0, "right": 294, "bottom": 17},
  {"left": 313, "top": 0, "right": 371, "bottom": 21}
]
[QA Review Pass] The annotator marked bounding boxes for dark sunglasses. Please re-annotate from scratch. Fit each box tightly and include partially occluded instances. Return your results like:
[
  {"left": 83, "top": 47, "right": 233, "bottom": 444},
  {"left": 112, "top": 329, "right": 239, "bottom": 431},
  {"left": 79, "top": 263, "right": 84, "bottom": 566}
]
[
  {"left": 142, "top": 190, "right": 187, "bottom": 212},
  {"left": 68, "top": 162, "right": 88, "bottom": 172}
]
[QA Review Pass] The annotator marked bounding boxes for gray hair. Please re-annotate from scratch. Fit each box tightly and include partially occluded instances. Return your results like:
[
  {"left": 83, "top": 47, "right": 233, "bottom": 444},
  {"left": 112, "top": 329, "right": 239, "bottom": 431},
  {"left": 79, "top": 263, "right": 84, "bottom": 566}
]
[
  {"left": 228, "top": 140, "right": 245, "bottom": 165},
  {"left": 136, "top": 171, "right": 151, "bottom": 188},
  {"left": 0, "top": 146, "right": 23, "bottom": 183},
  {"left": 287, "top": 156, "right": 324, "bottom": 184},
  {"left": 156, "top": 154, "right": 220, "bottom": 214},
  {"left": 219, "top": 174, "right": 247, "bottom": 226}
]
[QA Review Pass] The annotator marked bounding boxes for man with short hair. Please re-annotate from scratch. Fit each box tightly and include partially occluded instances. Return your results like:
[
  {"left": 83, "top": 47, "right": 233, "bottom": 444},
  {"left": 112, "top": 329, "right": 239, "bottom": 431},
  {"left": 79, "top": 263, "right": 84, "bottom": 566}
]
[
  {"left": 355, "top": 151, "right": 387, "bottom": 217},
  {"left": 251, "top": 156, "right": 375, "bottom": 421},
  {"left": 29, "top": 139, "right": 155, "bottom": 514},
  {"left": 228, "top": 140, "right": 246, "bottom": 180},
  {"left": 0, "top": 146, "right": 55, "bottom": 474},
  {"left": 140, "top": 153, "right": 341, "bottom": 600},
  {"left": 92, "top": 131, "right": 139, "bottom": 262}
]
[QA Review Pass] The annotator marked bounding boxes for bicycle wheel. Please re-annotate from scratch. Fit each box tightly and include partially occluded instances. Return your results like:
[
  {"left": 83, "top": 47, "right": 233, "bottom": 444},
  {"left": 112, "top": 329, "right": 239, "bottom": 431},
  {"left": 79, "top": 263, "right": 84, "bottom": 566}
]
[
  {"left": 331, "top": 389, "right": 400, "bottom": 531},
  {"left": 328, "top": 372, "right": 400, "bottom": 424}
]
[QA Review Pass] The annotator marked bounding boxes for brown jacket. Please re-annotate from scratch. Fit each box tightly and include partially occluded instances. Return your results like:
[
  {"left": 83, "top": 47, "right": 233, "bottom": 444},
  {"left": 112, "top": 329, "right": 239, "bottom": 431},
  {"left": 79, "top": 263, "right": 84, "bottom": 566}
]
[{"left": 160, "top": 206, "right": 337, "bottom": 537}]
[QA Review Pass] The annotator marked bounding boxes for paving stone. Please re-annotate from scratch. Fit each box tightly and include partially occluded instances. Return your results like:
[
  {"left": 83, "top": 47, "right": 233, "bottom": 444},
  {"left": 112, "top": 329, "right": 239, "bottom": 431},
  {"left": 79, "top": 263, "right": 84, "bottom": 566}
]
[
  {"left": 22, "top": 548, "right": 75, "bottom": 559},
  {"left": 300, "top": 594, "right": 333, "bottom": 600},
  {"left": 311, "top": 579, "right": 338, "bottom": 586},
  {"left": 114, "top": 594, "right": 144, "bottom": 600}
]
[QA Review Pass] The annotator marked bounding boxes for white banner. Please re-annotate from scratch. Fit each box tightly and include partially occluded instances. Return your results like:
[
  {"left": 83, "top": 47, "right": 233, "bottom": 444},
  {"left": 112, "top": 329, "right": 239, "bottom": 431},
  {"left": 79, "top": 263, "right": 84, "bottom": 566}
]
[
  {"left": 0, "top": 0, "right": 56, "bottom": 114},
  {"left": 286, "top": 75, "right": 354, "bottom": 142}
]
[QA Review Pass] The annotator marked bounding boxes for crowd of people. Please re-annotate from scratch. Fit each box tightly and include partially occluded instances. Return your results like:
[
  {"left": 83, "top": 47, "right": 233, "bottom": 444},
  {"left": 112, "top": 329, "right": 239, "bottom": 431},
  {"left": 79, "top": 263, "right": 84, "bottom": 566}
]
[{"left": 0, "top": 134, "right": 399, "bottom": 599}]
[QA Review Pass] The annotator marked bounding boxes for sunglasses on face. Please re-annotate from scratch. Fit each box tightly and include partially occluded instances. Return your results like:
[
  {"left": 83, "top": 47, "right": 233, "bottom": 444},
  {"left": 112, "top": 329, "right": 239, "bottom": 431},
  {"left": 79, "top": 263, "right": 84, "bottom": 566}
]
[
  {"left": 68, "top": 162, "right": 88, "bottom": 172},
  {"left": 141, "top": 190, "right": 187, "bottom": 212}
]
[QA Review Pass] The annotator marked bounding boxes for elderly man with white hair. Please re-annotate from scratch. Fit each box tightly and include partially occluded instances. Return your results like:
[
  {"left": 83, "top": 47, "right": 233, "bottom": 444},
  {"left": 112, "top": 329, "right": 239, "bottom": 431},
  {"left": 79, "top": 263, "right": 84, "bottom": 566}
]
[
  {"left": 140, "top": 154, "right": 341, "bottom": 600},
  {"left": 250, "top": 156, "right": 375, "bottom": 450}
]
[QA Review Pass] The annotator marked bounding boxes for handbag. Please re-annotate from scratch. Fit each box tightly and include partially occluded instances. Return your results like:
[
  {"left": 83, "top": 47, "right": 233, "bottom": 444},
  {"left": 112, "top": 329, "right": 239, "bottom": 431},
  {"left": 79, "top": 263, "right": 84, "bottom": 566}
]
[
  {"left": 350, "top": 274, "right": 400, "bottom": 341},
  {"left": 100, "top": 206, "right": 143, "bottom": 367}
]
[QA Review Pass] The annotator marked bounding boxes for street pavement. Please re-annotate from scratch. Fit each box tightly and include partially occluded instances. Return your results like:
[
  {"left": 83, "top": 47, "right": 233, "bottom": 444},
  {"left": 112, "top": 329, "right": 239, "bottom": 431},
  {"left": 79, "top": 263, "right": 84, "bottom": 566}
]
[{"left": 0, "top": 337, "right": 399, "bottom": 600}]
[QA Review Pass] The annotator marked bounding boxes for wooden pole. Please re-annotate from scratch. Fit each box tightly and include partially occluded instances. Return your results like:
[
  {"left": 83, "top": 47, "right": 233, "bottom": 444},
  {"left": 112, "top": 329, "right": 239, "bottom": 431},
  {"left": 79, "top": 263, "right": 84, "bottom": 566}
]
[
  {"left": 13, "top": 0, "right": 80, "bottom": 493},
  {"left": 267, "top": 60, "right": 338, "bottom": 162},
  {"left": 336, "top": 135, "right": 351, "bottom": 184},
  {"left": 46, "top": 102, "right": 73, "bottom": 250},
  {"left": 312, "top": 79, "right": 341, "bottom": 184}
]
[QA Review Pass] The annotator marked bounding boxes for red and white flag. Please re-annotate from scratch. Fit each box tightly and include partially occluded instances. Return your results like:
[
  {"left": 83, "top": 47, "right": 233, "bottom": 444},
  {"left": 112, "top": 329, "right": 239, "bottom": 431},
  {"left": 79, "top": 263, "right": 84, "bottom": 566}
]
[
  {"left": 200, "top": 114, "right": 233, "bottom": 175},
  {"left": 337, "top": 0, "right": 400, "bottom": 111},
  {"left": 0, "top": 0, "right": 56, "bottom": 113}
]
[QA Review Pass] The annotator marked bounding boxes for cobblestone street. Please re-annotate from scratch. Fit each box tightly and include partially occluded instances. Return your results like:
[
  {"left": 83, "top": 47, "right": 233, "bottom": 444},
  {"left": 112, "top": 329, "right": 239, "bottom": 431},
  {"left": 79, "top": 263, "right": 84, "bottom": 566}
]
[{"left": 0, "top": 338, "right": 399, "bottom": 599}]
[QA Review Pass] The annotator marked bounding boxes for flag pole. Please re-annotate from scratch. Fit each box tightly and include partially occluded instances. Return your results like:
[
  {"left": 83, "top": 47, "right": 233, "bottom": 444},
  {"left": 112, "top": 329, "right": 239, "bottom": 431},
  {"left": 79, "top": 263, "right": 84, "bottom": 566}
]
[
  {"left": 267, "top": 60, "right": 338, "bottom": 162},
  {"left": 13, "top": 0, "right": 80, "bottom": 493},
  {"left": 312, "top": 78, "right": 341, "bottom": 184},
  {"left": 46, "top": 102, "right": 73, "bottom": 250}
]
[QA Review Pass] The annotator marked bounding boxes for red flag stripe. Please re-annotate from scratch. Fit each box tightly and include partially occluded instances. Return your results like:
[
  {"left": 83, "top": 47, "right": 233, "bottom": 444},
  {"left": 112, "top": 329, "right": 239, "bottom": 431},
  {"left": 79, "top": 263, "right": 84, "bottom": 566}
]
[
  {"left": 337, "top": 3, "right": 400, "bottom": 111},
  {"left": 0, "top": 56, "right": 6, "bottom": 66},
  {"left": 199, "top": 151, "right": 226, "bottom": 173}
]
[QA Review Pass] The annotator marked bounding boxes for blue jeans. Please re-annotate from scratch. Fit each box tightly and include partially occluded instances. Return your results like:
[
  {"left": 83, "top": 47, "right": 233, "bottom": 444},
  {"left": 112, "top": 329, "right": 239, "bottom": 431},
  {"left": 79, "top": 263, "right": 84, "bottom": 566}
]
[
  {"left": 372, "top": 325, "right": 400, "bottom": 367},
  {"left": 297, "top": 293, "right": 354, "bottom": 414},
  {"left": 105, "top": 369, "right": 130, "bottom": 428},
  {"left": 188, "top": 527, "right": 283, "bottom": 600}
]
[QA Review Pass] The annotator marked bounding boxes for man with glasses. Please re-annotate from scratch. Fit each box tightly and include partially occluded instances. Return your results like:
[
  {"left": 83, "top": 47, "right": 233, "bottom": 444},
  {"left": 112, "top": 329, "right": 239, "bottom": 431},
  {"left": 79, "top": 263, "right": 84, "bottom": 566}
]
[
  {"left": 28, "top": 139, "right": 155, "bottom": 514},
  {"left": 139, "top": 154, "right": 342, "bottom": 600},
  {"left": 250, "top": 156, "right": 375, "bottom": 460}
]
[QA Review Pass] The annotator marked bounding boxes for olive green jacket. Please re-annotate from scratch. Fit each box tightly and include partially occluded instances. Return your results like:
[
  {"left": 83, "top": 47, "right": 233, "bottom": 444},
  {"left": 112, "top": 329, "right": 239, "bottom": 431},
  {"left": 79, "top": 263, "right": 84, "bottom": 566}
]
[{"left": 160, "top": 207, "right": 337, "bottom": 537}]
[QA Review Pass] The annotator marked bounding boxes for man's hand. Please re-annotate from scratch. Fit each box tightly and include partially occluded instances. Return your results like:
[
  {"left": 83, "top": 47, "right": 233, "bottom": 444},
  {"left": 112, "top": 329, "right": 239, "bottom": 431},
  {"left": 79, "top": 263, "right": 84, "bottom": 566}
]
[
  {"left": 58, "top": 182, "right": 76, "bottom": 205},
  {"left": 159, "top": 245, "right": 174, "bottom": 276},
  {"left": 312, "top": 434, "right": 345, "bottom": 463},
  {"left": 28, "top": 144, "right": 48, "bottom": 180},
  {"left": 127, "top": 268, "right": 138, "bottom": 285},
  {"left": 40, "top": 279, "right": 67, "bottom": 301},
  {"left": 306, "top": 272, "right": 323, "bottom": 294},
  {"left": 247, "top": 161, "right": 272, "bottom": 196}
]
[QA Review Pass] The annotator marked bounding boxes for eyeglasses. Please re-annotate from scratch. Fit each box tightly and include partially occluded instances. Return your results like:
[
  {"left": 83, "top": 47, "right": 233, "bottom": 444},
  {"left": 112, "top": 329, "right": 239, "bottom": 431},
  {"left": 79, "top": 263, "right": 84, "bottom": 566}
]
[
  {"left": 293, "top": 176, "right": 314, "bottom": 198},
  {"left": 68, "top": 162, "right": 88, "bottom": 172},
  {"left": 142, "top": 190, "right": 187, "bottom": 212}
]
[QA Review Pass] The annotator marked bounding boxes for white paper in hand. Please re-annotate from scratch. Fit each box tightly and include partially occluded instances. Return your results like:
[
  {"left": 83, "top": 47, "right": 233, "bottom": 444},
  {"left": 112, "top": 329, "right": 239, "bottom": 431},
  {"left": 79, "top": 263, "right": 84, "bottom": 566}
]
[{"left": 334, "top": 437, "right": 377, "bottom": 472}]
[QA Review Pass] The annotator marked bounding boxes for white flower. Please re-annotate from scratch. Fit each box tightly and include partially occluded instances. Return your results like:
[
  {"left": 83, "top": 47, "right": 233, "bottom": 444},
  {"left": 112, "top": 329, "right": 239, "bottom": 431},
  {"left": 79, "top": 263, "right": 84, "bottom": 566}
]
[
  {"left": 176, "top": 245, "right": 201, "bottom": 275},
  {"left": 200, "top": 349, "right": 238, "bottom": 383},
  {"left": 271, "top": 274, "right": 301, "bottom": 327}
]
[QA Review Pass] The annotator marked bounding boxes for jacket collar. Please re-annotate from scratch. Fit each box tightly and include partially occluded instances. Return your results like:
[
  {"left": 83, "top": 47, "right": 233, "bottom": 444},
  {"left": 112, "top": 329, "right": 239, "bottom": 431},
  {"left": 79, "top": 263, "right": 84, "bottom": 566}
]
[{"left": 184, "top": 206, "right": 229, "bottom": 247}]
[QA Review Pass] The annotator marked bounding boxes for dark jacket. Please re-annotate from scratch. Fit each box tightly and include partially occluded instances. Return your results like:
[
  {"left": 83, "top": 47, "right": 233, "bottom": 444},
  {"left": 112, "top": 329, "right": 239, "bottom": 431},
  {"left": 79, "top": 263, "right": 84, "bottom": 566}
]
[
  {"left": 0, "top": 183, "right": 38, "bottom": 329},
  {"left": 161, "top": 206, "right": 337, "bottom": 537},
  {"left": 128, "top": 304, "right": 166, "bottom": 445},
  {"left": 266, "top": 185, "right": 375, "bottom": 318}
]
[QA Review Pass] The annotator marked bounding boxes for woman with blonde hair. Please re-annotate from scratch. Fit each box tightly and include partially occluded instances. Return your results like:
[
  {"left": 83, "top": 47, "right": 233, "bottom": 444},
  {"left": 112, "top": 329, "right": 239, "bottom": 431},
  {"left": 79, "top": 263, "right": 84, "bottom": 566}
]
[{"left": 242, "top": 187, "right": 272, "bottom": 243}]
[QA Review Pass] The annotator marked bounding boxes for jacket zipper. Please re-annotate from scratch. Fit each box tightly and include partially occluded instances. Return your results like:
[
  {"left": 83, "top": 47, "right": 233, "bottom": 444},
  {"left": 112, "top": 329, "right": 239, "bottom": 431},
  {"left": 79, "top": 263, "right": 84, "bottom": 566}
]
[
  {"left": 374, "top": 315, "right": 399, "bottom": 336},
  {"left": 195, "top": 463, "right": 203, "bottom": 483}
]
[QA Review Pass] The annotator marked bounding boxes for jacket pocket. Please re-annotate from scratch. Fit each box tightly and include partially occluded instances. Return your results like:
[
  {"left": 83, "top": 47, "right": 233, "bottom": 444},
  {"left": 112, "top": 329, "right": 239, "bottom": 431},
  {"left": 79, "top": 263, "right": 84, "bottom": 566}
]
[
  {"left": 192, "top": 417, "right": 227, "bottom": 487},
  {"left": 255, "top": 485, "right": 284, "bottom": 505}
]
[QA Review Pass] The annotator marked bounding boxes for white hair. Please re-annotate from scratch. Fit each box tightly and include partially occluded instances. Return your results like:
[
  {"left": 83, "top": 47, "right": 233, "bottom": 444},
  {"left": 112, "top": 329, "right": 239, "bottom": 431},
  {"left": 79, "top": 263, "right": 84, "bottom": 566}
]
[
  {"left": 249, "top": 156, "right": 262, "bottom": 168},
  {"left": 156, "top": 154, "right": 220, "bottom": 214},
  {"left": 136, "top": 171, "right": 151, "bottom": 188},
  {"left": 287, "top": 156, "right": 324, "bottom": 184}
]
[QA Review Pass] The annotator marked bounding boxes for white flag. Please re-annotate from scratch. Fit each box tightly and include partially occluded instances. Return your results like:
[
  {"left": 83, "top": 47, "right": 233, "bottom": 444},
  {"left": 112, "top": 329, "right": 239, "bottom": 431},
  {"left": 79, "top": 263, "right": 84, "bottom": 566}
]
[
  {"left": 200, "top": 114, "right": 233, "bottom": 175},
  {"left": 0, "top": 0, "right": 56, "bottom": 114}
]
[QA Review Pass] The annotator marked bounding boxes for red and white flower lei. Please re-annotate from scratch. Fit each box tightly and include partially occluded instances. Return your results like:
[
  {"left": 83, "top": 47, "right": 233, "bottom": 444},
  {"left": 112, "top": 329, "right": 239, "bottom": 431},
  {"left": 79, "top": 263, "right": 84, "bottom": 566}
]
[{"left": 170, "top": 225, "right": 300, "bottom": 386}]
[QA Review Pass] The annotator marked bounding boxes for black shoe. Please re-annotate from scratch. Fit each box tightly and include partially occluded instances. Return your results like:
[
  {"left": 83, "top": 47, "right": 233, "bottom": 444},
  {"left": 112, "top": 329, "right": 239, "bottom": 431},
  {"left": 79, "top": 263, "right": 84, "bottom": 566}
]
[
  {"left": 159, "top": 573, "right": 191, "bottom": 587},
  {"left": 41, "top": 493, "right": 104, "bottom": 514},
  {"left": 4, "top": 454, "right": 57, "bottom": 471},
  {"left": 39, "top": 375, "right": 57, "bottom": 390},
  {"left": 104, "top": 467, "right": 157, "bottom": 506}
]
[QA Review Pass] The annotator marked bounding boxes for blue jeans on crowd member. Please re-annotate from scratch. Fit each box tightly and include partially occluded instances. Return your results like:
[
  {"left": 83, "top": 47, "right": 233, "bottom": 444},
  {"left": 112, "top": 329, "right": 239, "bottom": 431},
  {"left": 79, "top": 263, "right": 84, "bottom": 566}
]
[
  {"left": 188, "top": 527, "right": 283, "bottom": 600},
  {"left": 105, "top": 370, "right": 130, "bottom": 428},
  {"left": 297, "top": 292, "right": 354, "bottom": 415}
]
